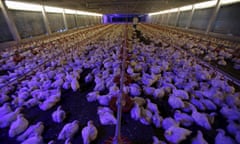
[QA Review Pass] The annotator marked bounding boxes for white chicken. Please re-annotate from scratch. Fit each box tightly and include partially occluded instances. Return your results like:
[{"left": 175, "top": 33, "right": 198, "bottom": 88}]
[
  {"left": 52, "top": 106, "right": 66, "bottom": 123},
  {"left": 58, "top": 120, "right": 79, "bottom": 140},
  {"left": 9, "top": 114, "right": 29, "bottom": 137},
  {"left": 81, "top": 120, "right": 98, "bottom": 144}
]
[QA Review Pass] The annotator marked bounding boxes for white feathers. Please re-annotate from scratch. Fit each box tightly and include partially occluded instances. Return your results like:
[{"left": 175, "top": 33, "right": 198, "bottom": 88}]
[
  {"left": 131, "top": 103, "right": 141, "bottom": 121},
  {"left": 172, "top": 89, "right": 189, "bottom": 100},
  {"left": 17, "top": 122, "right": 44, "bottom": 142},
  {"left": 39, "top": 89, "right": 61, "bottom": 111},
  {"left": 51, "top": 78, "right": 64, "bottom": 89},
  {"left": 97, "top": 107, "right": 116, "bottom": 125},
  {"left": 131, "top": 96, "right": 146, "bottom": 106},
  {"left": 9, "top": 114, "right": 29, "bottom": 137},
  {"left": 152, "top": 112, "right": 163, "bottom": 128},
  {"left": 85, "top": 73, "right": 93, "bottom": 83},
  {"left": 71, "top": 78, "right": 80, "bottom": 92},
  {"left": 164, "top": 125, "right": 192, "bottom": 144},
  {"left": 215, "top": 129, "right": 236, "bottom": 144},
  {"left": 58, "top": 120, "right": 79, "bottom": 140},
  {"left": 152, "top": 136, "right": 166, "bottom": 144},
  {"left": 0, "top": 103, "right": 12, "bottom": 116},
  {"left": 129, "top": 83, "right": 142, "bottom": 96},
  {"left": 97, "top": 94, "right": 111, "bottom": 106},
  {"left": 81, "top": 120, "right": 98, "bottom": 144},
  {"left": 191, "top": 109, "right": 212, "bottom": 130},
  {"left": 162, "top": 117, "right": 179, "bottom": 130},
  {"left": 86, "top": 91, "right": 99, "bottom": 102},
  {"left": 201, "top": 98, "right": 217, "bottom": 111},
  {"left": 52, "top": 106, "right": 66, "bottom": 123},
  {"left": 146, "top": 99, "right": 159, "bottom": 114},
  {"left": 140, "top": 108, "right": 152, "bottom": 125},
  {"left": 220, "top": 106, "right": 240, "bottom": 121},
  {"left": 143, "top": 86, "right": 155, "bottom": 96},
  {"left": 142, "top": 73, "right": 159, "bottom": 86},
  {"left": 174, "top": 110, "right": 194, "bottom": 127},
  {"left": 191, "top": 130, "right": 208, "bottom": 144},
  {"left": 0, "top": 107, "right": 22, "bottom": 128},
  {"left": 168, "top": 95, "right": 185, "bottom": 109},
  {"left": 153, "top": 88, "right": 165, "bottom": 99},
  {"left": 21, "top": 134, "right": 44, "bottom": 144}
]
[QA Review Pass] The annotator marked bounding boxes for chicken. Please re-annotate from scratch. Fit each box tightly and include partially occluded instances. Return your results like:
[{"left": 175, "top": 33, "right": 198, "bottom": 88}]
[
  {"left": 58, "top": 120, "right": 79, "bottom": 140},
  {"left": 81, "top": 120, "right": 98, "bottom": 144}
]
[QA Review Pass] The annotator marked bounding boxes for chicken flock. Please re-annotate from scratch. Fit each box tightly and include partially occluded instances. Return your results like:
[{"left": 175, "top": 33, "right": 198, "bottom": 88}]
[{"left": 0, "top": 23, "right": 240, "bottom": 144}]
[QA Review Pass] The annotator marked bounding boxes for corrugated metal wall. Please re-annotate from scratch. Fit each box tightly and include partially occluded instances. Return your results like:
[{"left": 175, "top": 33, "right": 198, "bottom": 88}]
[
  {"left": 168, "top": 12, "right": 178, "bottom": 26},
  {"left": 76, "top": 15, "right": 85, "bottom": 27},
  {"left": 177, "top": 11, "right": 191, "bottom": 28},
  {"left": 0, "top": 2, "right": 102, "bottom": 44},
  {"left": 150, "top": 2, "right": 240, "bottom": 38},
  {"left": 47, "top": 13, "right": 65, "bottom": 32},
  {"left": 10, "top": 10, "right": 46, "bottom": 38},
  {"left": 190, "top": 8, "right": 213, "bottom": 30},
  {"left": 0, "top": 8, "right": 13, "bottom": 42},
  {"left": 162, "top": 14, "right": 168, "bottom": 25},
  {"left": 213, "top": 3, "right": 240, "bottom": 36},
  {"left": 66, "top": 14, "right": 76, "bottom": 29},
  {"left": 157, "top": 15, "right": 162, "bottom": 24}
]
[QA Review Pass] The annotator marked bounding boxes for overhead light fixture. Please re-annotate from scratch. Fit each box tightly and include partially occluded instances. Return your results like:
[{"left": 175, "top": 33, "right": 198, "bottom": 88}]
[
  {"left": 5, "top": 0, "right": 42, "bottom": 11},
  {"left": 221, "top": 0, "right": 240, "bottom": 5},
  {"left": 64, "top": 9, "right": 76, "bottom": 14},
  {"left": 4, "top": 0, "right": 102, "bottom": 16},
  {"left": 44, "top": 6, "right": 63, "bottom": 13},
  {"left": 168, "top": 8, "right": 179, "bottom": 13},
  {"left": 149, "top": 10, "right": 169, "bottom": 16},
  {"left": 194, "top": 0, "right": 217, "bottom": 9},
  {"left": 76, "top": 10, "right": 102, "bottom": 16},
  {"left": 179, "top": 5, "right": 193, "bottom": 11},
  {"left": 148, "top": 0, "right": 240, "bottom": 16}
]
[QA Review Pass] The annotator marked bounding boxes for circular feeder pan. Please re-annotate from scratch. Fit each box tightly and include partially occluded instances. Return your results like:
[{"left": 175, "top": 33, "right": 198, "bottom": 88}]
[
  {"left": 109, "top": 94, "right": 133, "bottom": 113},
  {"left": 124, "top": 74, "right": 133, "bottom": 85},
  {"left": 113, "top": 75, "right": 121, "bottom": 85},
  {"left": 105, "top": 136, "right": 132, "bottom": 144}
]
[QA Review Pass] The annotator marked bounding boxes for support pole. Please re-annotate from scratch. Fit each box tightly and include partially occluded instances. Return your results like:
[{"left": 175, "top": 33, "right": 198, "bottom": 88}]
[
  {"left": 74, "top": 14, "right": 78, "bottom": 27},
  {"left": 186, "top": 6, "right": 195, "bottom": 29},
  {"left": 62, "top": 9, "right": 68, "bottom": 30},
  {"left": 162, "top": 14, "right": 166, "bottom": 25},
  {"left": 166, "top": 12, "right": 170, "bottom": 25},
  {"left": 175, "top": 9, "right": 180, "bottom": 27},
  {"left": 0, "top": 0, "right": 20, "bottom": 41},
  {"left": 42, "top": 5, "right": 52, "bottom": 35},
  {"left": 206, "top": 0, "right": 221, "bottom": 34},
  {"left": 160, "top": 15, "right": 163, "bottom": 25}
]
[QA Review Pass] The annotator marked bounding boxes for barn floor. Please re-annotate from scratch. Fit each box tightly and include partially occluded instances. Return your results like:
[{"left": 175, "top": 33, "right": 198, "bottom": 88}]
[
  {"left": 0, "top": 27, "right": 239, "bottom": 144},
  {"left": 0, "top": 68, "right": 232, "bottom": 144}
]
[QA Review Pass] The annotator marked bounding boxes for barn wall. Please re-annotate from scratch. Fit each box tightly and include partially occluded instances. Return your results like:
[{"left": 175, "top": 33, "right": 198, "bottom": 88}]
[
  {"left": 212, "top": 3, "right": 240, "bottom": 36},
  {"left": 150, "top": 2, "right": 240, "bottom": 38},
  {"left": 66, "top": 14, "right": 77, "bottom": 29},
  {"left": 177, "top": 10, "right": 191, "bottom": 28},
  {"left": 46, "top": 13, "right": 65, "bottom": 33},
  {"left": 0, "top": 8, "right": 13, "bottom": 42},
  {"left": 168, "top": 12, "right": 178, "bottom": 26},
  {"left": 9, "top": 10, "right": 46, "bottom": 39},
  {"left": 190, "top": 8, "right": 213, "bottom": 30},
  {"left": 0, "top": 4, "right": 102, "bottom": 45}
]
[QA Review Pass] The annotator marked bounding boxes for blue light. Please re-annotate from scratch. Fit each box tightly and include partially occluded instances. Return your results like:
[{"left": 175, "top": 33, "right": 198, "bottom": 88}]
[{"left": 103, "top": 14, "right": 147, "bottom": 23}]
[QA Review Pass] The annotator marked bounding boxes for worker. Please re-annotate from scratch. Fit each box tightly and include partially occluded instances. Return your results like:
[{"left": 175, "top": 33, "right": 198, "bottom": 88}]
[
  {"left": 13, "top": 51, "right": 25, "bottom": 63},
  {"left": 133, "top": 17, "right": 139, "bottom": 29}
]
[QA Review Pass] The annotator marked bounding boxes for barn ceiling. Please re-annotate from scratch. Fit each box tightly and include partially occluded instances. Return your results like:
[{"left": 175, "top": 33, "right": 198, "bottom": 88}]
[{"left": 13, "top": 0, "right": 207, "bottom": 14}]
